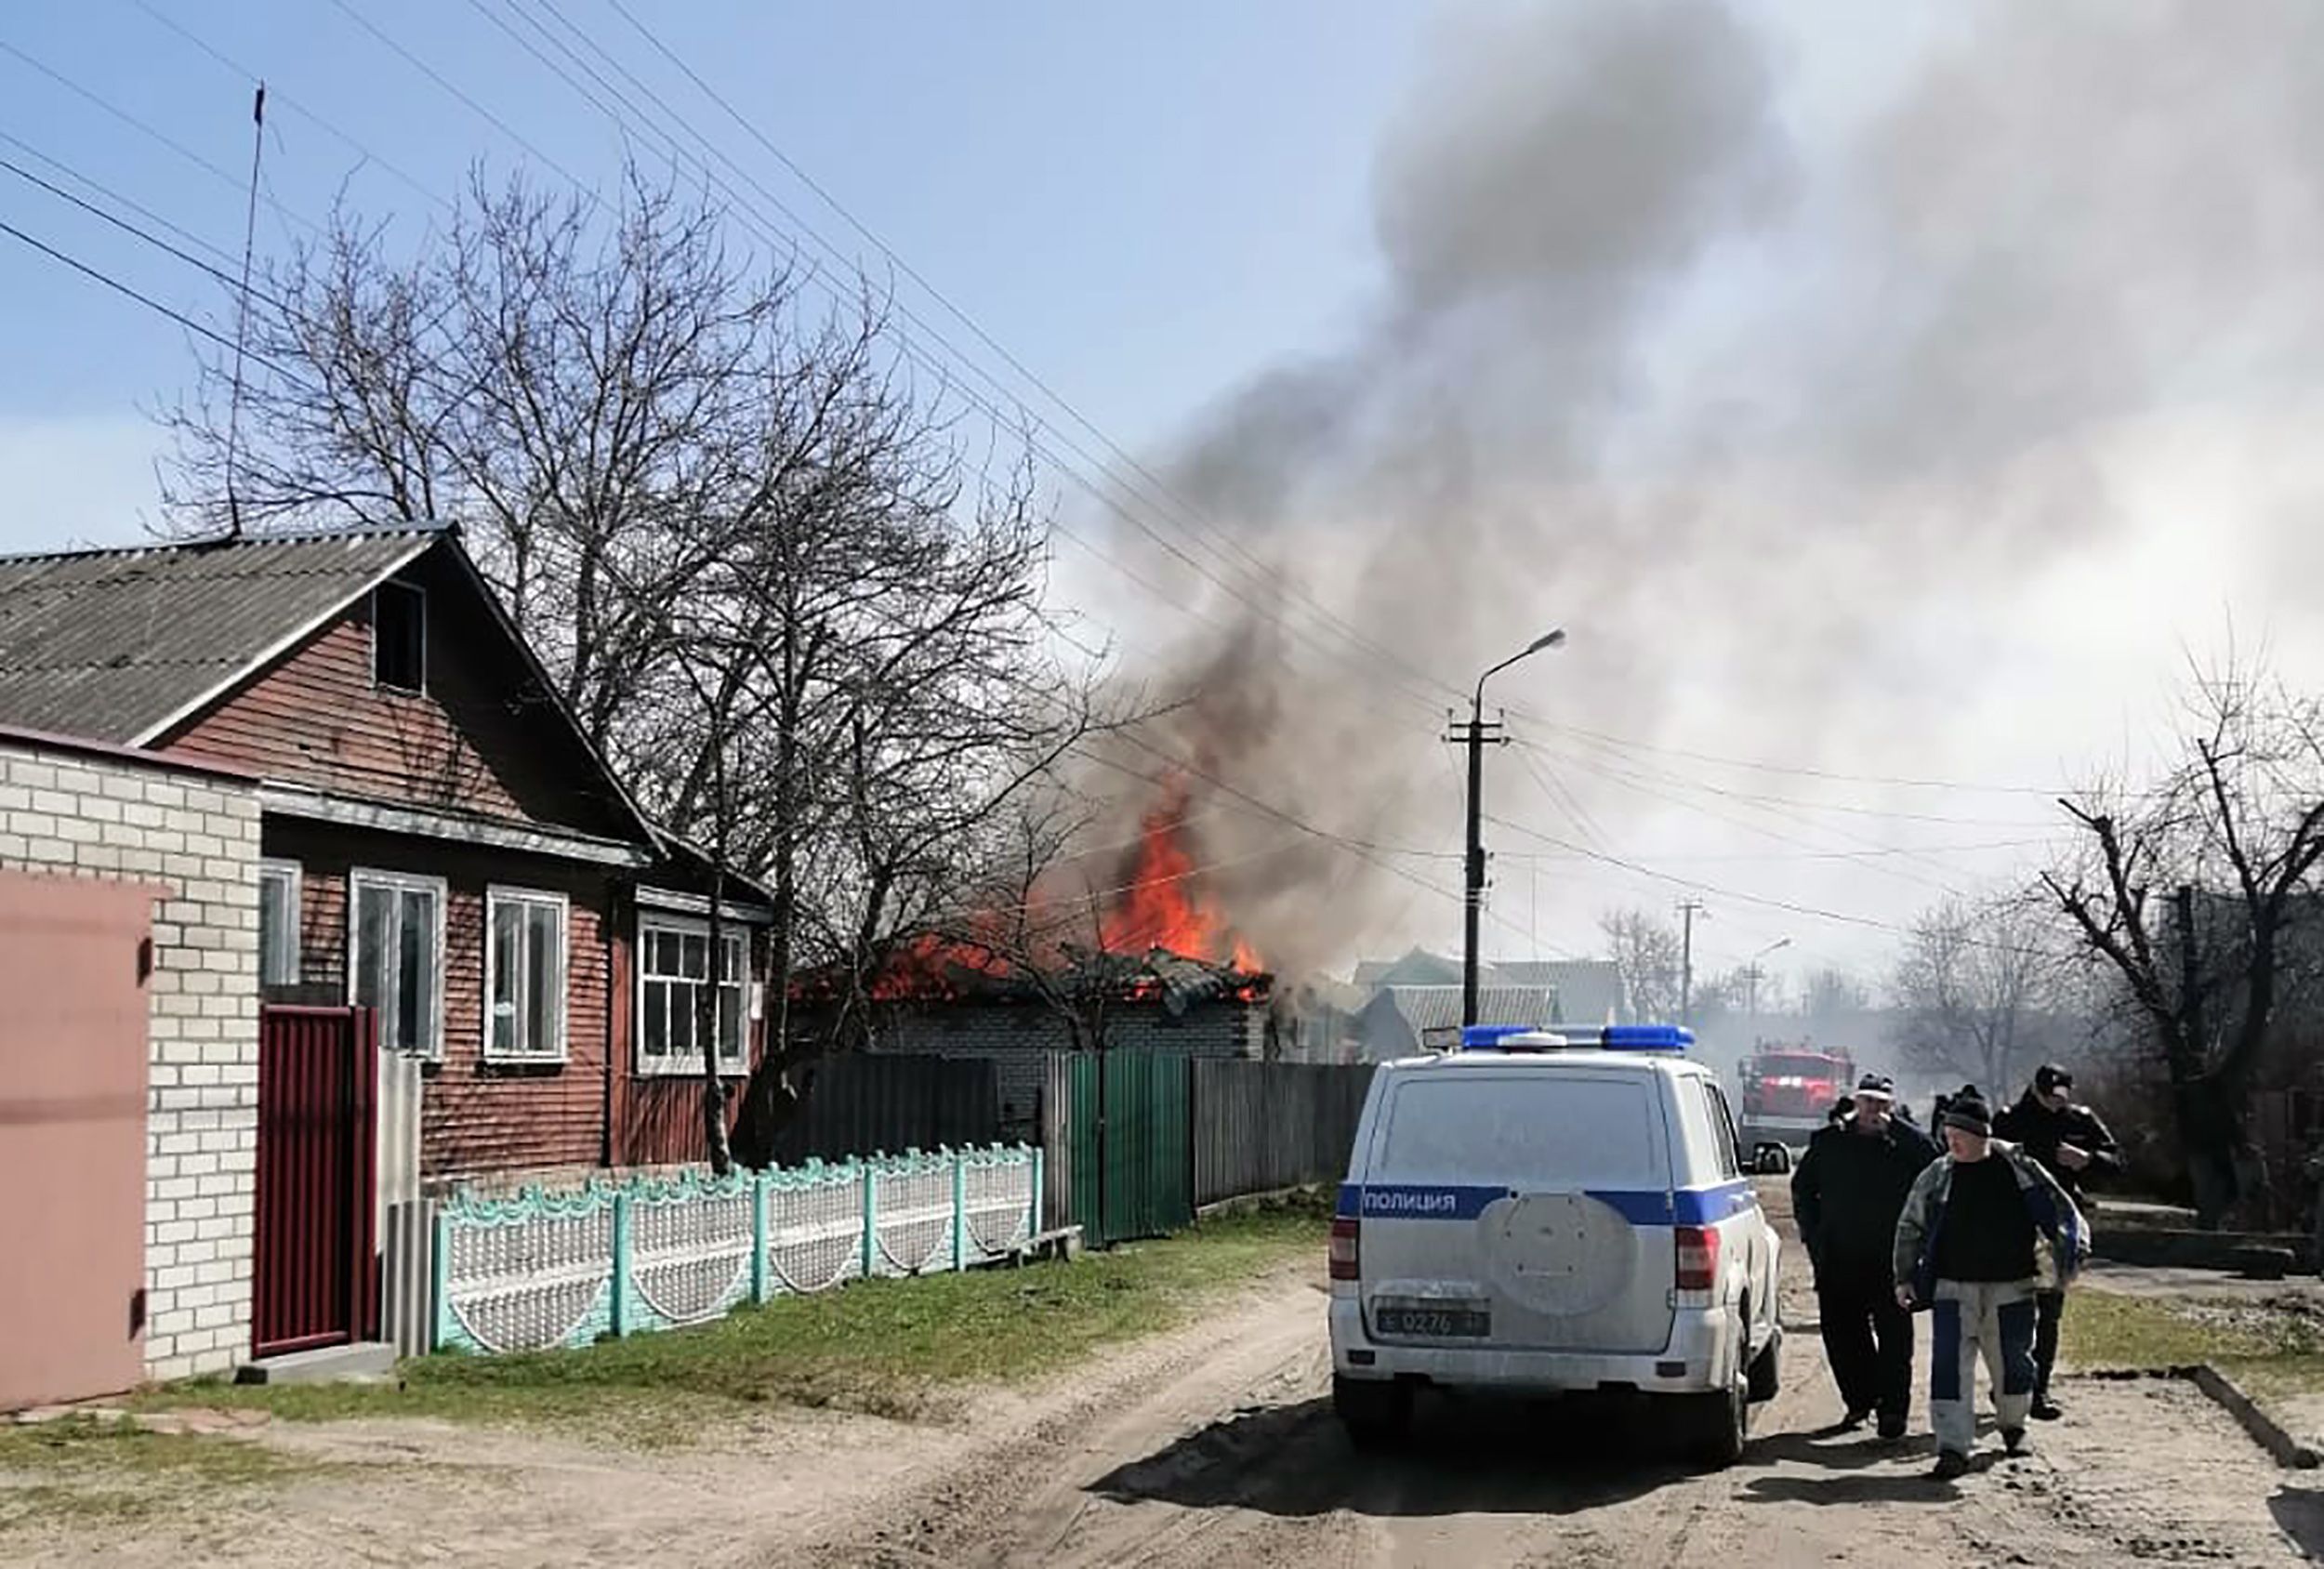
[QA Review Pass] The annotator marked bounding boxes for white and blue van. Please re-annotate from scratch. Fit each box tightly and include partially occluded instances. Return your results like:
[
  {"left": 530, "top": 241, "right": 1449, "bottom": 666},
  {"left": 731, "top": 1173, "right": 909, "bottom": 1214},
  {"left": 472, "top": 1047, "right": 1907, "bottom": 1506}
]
[{"left": 1327, "top": 1024, "right": 1782, "bottom": 1466}]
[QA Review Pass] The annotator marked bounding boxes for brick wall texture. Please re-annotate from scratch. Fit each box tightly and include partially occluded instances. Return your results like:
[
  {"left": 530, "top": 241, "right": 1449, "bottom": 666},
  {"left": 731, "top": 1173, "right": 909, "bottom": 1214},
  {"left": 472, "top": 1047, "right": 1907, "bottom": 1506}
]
[{"left": 0, "top": 740, "right": 260, "bottom": 1382}]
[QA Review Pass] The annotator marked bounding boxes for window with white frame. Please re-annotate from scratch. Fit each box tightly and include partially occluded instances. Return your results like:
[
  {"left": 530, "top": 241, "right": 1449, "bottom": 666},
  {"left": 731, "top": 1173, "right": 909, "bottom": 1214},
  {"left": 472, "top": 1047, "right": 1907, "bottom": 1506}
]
[
  {"left": 350, "top": 869, "right": 445, "bottom": 1059},
  {"left": 636, "top": 916, "right": 746, "bottom": 1075},
  {"left": 485, "top": 887, "right": 568, "bottom": 1063},
  {"left": 257, "top": 860, "right": 301, "bottom": 987}
]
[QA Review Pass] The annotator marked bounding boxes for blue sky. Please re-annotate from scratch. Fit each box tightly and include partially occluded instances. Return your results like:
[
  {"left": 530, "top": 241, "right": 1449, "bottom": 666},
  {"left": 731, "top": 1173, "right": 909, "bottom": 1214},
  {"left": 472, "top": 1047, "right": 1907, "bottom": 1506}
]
[{"left": 0, "top": 0, "right": 1425, "bottom": 544}]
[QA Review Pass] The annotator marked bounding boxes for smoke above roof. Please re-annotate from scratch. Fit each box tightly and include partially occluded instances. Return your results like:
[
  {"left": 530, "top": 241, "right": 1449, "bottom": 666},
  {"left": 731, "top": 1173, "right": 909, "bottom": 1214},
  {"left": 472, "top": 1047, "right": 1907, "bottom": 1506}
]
[{"left": 1082, "top": 0, "right": 2324, "bottom": 979}]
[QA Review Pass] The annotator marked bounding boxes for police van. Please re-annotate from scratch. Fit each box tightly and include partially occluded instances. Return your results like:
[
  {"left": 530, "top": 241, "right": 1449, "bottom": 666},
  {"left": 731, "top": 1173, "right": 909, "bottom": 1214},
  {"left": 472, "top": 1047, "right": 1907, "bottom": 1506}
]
[{"left": 1327, "top": 1024, "right": 1782, "bottom": 1466}]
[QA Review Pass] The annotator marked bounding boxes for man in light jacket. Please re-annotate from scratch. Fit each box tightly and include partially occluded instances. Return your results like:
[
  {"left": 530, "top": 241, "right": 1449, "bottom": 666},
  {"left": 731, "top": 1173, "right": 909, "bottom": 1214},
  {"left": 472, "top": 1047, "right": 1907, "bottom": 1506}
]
[{"left": 1893, "top": 1088, "right": 2090, "bottom": 1481}]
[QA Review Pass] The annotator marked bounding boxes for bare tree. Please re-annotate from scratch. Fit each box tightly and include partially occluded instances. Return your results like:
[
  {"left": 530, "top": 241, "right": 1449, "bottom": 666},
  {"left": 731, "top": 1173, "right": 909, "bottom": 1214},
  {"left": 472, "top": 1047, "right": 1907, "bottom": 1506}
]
[
  {"left": 1890, "top": 894, "right": 2055, "bottom": 1100},
  {"left": 1803, "top": 968, "right": 1872, "bottom": 1025},
  {"left": 158, "top": 164, "right": 1111, "bottom": 1167},
  {"left": 2042, "top": 661, "right": 2324, "bottom": 1226},
  {"left": 1600, "top": 907, "right": 1684, "bottom": 1022}
]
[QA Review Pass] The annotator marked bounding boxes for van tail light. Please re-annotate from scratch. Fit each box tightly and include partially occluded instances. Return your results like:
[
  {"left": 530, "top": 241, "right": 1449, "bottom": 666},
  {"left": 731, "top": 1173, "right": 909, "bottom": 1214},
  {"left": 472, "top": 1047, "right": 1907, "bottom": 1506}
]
[
  {"left": 1329, "top": 1217, "right": 1361, "bottom": 1281},
  {"left": 1675, "top": 1224, "right": 1720, "bottom": 1291}
]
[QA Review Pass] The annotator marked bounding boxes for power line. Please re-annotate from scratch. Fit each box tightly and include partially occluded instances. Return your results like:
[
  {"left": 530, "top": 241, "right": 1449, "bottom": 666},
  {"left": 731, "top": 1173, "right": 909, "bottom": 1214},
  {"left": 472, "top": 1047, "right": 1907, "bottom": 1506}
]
[
  {"left": 1483, "top": 811, "right": 2072, "bottom": 960},
  {"left": 1514, "top": 733, "right": 2065, "bottom": 829},
  {"left": 0, "top": 128, "right": 240, "bottom": 269},
  {"left": 495, "top": 0, "right": 1457, "bottom": 715},
  {"left": 0, "top": 151, "right": 292, "bottom": 314},
  {"left": 589, "top": 0, "right": 1465, "bottom": 713},
  {"left": 0, "top": 35, "right": 317, "bottom": 236},
  {"left": 1544, "top": 744, "right": 1979, "bottom": 900},
  {"left": 122, "top": 0, "right": 453, "bottom": 214},
  {"left": 0, "top": 217, "right": 300, "bottom": 378},
  {"left": 334, "top": 0, "right": 1451, "bottom": 718},
  {"left": 1506, "top": 708, "right": 2091, "bottom": 798}
]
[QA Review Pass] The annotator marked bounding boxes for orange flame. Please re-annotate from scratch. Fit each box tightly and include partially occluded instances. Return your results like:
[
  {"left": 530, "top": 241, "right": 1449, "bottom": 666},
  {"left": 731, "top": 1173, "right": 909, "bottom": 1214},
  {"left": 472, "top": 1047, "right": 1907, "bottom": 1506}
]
[{"left": 1099, "top": 783, "right": 1263, "bottom": 974}]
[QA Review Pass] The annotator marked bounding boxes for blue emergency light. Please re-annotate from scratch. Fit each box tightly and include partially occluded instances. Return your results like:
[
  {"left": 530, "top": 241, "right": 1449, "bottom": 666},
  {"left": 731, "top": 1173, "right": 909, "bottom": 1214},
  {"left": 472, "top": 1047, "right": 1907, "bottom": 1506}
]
[{"left": 1600, "top": 1023, "right": 1694, "bottom": 1052}]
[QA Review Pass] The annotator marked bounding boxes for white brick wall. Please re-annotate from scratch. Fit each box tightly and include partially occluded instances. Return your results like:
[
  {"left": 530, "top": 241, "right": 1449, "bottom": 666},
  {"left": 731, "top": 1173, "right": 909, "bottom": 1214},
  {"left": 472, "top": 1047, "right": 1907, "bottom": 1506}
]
[{"left": 0, "top": 739, "right": 259, "bottom": 1381}]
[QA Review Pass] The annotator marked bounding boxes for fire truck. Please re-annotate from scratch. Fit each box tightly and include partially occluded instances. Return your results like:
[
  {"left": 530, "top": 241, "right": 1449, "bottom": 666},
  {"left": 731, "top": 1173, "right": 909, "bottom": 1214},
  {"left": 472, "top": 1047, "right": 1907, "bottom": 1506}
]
[{"left": 1735, "top": 1042, "right": 1855, "bottom": 1173}]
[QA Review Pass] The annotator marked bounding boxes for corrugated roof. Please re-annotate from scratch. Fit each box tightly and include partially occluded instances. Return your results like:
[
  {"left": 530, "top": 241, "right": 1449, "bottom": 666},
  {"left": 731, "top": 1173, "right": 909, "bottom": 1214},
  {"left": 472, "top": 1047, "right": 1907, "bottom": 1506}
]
[
  {"left": 1491, "top": 959, "right": 1628, "bottom": 1024},
  {"left": 1374, "top": 983, "right": 1562, "bottom": 1035},
  {"left": 0, "top": 525, "right": 441, "bottom": 743}
]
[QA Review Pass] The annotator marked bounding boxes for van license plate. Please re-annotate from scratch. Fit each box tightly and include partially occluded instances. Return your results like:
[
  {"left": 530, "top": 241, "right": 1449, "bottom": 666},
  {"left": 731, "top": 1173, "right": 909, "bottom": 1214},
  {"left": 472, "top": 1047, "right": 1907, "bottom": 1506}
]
[{"left": 1376, "top": 1307, "right": 1491, "bottom": 1338}]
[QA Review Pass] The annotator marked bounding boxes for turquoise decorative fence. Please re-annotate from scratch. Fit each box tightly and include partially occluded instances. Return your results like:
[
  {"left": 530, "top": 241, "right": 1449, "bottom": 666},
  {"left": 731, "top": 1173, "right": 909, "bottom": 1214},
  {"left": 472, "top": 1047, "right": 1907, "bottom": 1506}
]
[{"left": 432, "top": 1144, "right": 1041, "bottom": 1356}]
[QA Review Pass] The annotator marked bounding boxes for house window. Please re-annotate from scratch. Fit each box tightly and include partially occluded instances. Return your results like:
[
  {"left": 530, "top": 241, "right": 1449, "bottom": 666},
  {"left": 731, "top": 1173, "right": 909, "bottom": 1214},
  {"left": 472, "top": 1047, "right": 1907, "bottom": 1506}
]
[
  {"left": 350, "top": 869, "right": 444, "bottom": 1058},
  {"left": 373, "top": 581, "right": 427, "bottom": 692},
  {"left": 257, "top": 860, "right": 300, "bottom": 986},
  {"left": 637, "top": 917, "right": 746, "bottom": 1076},
  {"left": 485, "top": 888, "right": 568, "bottom": 1063}
]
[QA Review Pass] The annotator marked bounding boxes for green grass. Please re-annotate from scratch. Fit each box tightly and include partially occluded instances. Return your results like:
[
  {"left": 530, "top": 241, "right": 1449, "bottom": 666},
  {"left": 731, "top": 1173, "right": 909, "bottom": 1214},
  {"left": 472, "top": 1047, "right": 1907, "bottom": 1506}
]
[
  {"left": 2066, "top": 1285, "right": 2324, "bottom": 1414},
  {"left": 0, "top": 1417, "right": 326, "bottom": 1534},
  {"left": 136, "top": 1201, "right": 1325, "bottom": 1443}
]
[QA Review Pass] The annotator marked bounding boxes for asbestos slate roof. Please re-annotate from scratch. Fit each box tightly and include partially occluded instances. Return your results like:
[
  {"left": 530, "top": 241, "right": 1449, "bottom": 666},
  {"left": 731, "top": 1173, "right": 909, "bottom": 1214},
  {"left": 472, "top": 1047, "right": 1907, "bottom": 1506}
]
[
  {"left": 1370, "top": 983, "right": 1563, "bottom": 1035},
  {"left": 0, "top": 525, "right": 441, "bottom": 743}
]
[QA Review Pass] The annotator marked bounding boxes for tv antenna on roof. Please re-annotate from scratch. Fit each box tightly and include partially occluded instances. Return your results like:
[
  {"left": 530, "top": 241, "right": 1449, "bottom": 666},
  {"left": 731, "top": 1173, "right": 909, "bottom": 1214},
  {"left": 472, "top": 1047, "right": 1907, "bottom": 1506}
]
[{"left": 224, "top": 82, "right": 265, "bottom": 543}]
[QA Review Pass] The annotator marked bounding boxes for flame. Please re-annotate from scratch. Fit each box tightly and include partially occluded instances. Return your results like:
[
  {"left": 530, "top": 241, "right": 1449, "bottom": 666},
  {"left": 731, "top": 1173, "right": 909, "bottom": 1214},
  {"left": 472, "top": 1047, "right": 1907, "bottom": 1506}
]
[
  {"left": 867, "top": 930, "right": 1014, "bottom": 1002},
  {"left": 1098, "top": 782, "right": 1263, "bottom": 974}
]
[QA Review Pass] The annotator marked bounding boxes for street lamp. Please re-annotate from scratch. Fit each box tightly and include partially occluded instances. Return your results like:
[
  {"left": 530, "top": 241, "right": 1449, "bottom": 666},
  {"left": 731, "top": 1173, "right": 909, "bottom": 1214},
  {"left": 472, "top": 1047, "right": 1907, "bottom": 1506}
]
[
  {"left": 1461, "top": 628, "right": 1567, "bottom": 1027},
  {"left": 1744, "top": 937, "right": 1791, "bottom": 1020}
]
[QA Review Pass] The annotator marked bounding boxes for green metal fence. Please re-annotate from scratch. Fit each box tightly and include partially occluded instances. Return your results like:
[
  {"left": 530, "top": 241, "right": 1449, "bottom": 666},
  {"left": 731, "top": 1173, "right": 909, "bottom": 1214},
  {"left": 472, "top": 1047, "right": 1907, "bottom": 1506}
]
[{"left": 1065, "top": 1051, "right": 1193, "bottom": 1247}]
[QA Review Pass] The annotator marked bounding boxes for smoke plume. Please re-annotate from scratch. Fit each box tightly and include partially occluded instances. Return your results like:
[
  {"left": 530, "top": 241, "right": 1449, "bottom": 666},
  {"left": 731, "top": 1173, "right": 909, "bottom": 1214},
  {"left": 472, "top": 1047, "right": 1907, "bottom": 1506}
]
[{"left": 1077, "top": 0, "right": 2324, "bottom": 980}]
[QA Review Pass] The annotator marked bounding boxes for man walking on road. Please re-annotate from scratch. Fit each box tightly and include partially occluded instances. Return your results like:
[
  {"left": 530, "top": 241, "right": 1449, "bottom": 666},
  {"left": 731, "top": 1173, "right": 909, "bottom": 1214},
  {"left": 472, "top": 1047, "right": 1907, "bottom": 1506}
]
[
  {"left": 1895, "top": 1088, "right": 2090, "bottom": 1481},
  {"left": 1994, "top": 1063, "right": 2120, "bottom": 1420},
  {"left": 1792, "top": 1073, "right": 1936, "bottom": 1440}
]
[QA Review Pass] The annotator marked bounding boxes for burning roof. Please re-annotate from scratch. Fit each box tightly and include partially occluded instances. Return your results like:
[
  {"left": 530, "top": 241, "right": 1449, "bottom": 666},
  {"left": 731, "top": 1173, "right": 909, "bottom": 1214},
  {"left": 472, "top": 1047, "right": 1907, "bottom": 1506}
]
[{"left": 860, "top": 938, "right": 1270, "bottom": 1016}]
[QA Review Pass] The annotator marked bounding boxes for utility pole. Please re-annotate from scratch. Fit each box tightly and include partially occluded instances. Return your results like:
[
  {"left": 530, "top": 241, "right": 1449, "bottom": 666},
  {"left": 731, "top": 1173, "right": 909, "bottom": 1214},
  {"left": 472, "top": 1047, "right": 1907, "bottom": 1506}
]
[
  {"left": 1451, "top": 628, "right": 1565, "bottom": 1029},
  {"left": 1447, "top": 703, "right": 1509, "bottom": 1028},
  {"left": 1676, "top": 900, "right": 1706, "bottom": 1023}
]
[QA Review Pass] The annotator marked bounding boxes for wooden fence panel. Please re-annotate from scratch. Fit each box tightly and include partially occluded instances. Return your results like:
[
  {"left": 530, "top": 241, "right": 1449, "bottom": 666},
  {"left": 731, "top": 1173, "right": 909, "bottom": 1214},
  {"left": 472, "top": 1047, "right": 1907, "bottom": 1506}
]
[
  {"left": 1193, "top": 1061, "right": 1377, "bottom": 1206},
  {"left": 769, "top": 1053, "right": 1001, "bottom": 1167}
]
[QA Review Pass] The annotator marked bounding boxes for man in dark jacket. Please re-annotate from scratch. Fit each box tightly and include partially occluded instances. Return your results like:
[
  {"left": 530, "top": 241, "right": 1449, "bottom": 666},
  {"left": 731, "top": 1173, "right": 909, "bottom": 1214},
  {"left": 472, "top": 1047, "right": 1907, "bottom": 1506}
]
[
  {"left": 1792, "top": 1073, "right": 1938, "bottom": 1438},
  {"left": 1993, "top": 1063, "right": 2121, "bottom": 1419}
]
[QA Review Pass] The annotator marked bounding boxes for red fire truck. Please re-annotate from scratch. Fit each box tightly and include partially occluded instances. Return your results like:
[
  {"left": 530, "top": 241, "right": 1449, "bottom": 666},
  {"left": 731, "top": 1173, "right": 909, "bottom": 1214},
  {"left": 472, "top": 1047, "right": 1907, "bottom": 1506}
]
[{"left": 1736, "top": 1043, "right": 1855, "bottom": 1173}]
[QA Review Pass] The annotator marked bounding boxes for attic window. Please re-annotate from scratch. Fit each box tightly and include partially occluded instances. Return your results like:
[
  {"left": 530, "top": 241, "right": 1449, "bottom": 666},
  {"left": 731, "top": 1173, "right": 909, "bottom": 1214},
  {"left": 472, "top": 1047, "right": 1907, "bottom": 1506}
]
[{"left": 373, "top": 582, "right": 426, "bottom": 692}]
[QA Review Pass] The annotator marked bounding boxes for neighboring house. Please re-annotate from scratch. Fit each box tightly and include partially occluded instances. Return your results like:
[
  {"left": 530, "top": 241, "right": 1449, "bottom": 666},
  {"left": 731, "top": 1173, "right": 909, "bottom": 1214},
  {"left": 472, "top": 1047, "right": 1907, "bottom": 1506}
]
[
  {"left": 0, "top": 523, "right": 770, "bottom": 1192},
  {"left": 1349, "top": 950, "right": 1628, "bottom": 1028},
  {"left": 1353, "top": 983, "right": 1563, "bottom": 1061},
  {"left": 1490, "top": 958, "right": 1629, "bottom": 1027}
]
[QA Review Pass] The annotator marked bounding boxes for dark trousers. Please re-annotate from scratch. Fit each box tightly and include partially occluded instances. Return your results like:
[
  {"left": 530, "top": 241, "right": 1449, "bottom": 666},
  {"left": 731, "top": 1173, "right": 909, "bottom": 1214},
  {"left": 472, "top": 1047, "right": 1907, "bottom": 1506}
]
[
  {"left": 1818, "top": 1262, "right": 1913, "bottom": 1418},
  {"left": 2033, "top": 1289, "right": 2064, "bottom": 1399}
]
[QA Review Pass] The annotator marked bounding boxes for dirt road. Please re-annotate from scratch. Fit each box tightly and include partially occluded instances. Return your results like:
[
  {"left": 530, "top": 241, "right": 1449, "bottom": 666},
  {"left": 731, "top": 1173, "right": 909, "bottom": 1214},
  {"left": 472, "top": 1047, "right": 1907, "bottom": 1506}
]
[
  {"left": 783, "top": 1200, "right": 2324, "bottom": 1568},
  {"left": 9, "top": 1189, "right": 2320, "bottom": 1567}
]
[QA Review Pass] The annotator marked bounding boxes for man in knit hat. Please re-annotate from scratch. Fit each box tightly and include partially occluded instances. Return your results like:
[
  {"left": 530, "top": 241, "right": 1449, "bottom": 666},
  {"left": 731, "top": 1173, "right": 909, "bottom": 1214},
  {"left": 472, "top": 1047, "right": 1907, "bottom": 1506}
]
[
  {"left": 1793, "top": 1073, "right": 1937, "bottom": 1439},
  {"left": 1893, "top": 1087, "right": 2090, "bottom": 1480}
]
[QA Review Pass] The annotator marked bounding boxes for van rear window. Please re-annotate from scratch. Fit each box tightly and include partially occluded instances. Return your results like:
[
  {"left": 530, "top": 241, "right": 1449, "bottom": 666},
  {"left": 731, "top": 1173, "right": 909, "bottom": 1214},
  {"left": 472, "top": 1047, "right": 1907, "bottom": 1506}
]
[{"left": 1374, "top": 1075, "right": 1667, "bottom": 1189}]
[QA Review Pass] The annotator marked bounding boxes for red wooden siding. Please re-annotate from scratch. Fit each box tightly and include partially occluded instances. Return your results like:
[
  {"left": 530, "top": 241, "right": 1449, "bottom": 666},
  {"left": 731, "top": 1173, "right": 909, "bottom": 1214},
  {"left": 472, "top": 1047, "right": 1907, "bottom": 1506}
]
[
  {"left": 613, "top": 924, "right": 766, "bottom": 1168},
  {"left": 267, "top": 820, "right": 619, "bottom": 1182},
  {"left": 160, "top": 553, "right": 634, "bottom": 841}
]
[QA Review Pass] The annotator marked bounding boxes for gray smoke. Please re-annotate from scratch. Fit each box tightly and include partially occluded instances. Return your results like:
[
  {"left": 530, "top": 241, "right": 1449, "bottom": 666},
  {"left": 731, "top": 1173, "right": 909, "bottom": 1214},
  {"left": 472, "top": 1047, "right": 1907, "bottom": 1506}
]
[{"left": 1077, "top": 0, "right": 2324, "bottom": 980}]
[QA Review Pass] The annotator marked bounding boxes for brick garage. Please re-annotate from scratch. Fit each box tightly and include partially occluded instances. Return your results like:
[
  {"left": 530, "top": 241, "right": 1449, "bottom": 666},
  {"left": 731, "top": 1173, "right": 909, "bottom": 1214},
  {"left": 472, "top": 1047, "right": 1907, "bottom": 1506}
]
[{"left": 0, "top": 730, "right": 260, "bottom": 1383}]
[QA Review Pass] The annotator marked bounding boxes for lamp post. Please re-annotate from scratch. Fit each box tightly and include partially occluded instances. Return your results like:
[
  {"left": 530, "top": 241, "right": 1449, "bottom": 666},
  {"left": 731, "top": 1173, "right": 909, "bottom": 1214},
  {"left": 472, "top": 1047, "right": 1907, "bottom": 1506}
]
[
  {"left": 1460, "top": 628, "right": 1566, "bottom": 1027},
  {"left": 1742, "top": 936, "right": 1791, "bottom": 1022}
]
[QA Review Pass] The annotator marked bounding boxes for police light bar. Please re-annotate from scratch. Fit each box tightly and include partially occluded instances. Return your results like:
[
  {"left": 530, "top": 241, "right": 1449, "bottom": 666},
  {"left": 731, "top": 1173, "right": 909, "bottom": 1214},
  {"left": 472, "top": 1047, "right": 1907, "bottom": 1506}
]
[
  {"left": 1459, "top": 1024, "right": 1567, "bottom": 1051},
  {"left": 1600, "top": 1023, "right": 1694, "bottom": 1052}
]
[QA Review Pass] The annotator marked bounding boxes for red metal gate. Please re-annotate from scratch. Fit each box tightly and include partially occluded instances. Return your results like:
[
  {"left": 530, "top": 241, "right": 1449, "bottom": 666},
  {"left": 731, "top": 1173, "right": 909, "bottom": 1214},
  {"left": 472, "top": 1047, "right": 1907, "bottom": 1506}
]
[{"left": 254, "top": 1007, "right": 378, "bottom": 1358}]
